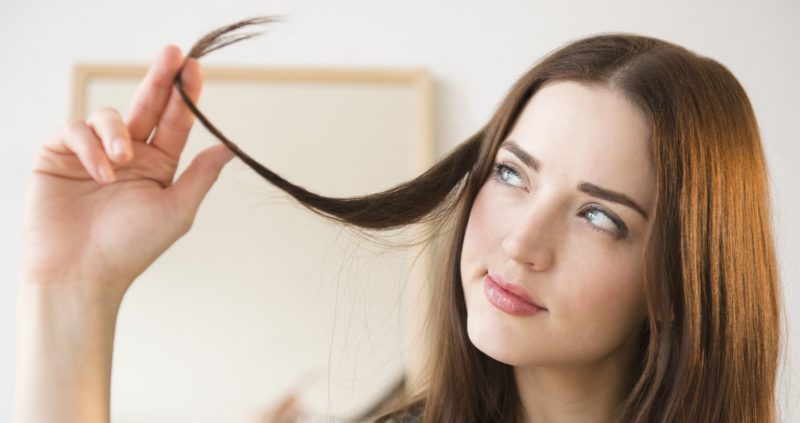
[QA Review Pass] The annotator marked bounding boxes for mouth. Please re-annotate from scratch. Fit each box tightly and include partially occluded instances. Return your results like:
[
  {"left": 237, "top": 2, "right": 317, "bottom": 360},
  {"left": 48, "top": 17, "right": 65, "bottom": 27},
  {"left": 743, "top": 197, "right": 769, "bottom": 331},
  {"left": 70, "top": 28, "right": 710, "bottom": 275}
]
[{"left": 483, "top": 274, "right": 547, "bottom": 317}]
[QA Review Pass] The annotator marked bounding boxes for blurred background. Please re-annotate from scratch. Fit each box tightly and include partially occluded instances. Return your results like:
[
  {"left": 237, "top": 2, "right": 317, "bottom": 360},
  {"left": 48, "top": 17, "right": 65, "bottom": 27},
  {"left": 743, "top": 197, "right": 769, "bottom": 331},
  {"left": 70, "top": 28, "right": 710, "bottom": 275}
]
[{"left": 1, "top": 0, "right": 798, "bottom": 421}]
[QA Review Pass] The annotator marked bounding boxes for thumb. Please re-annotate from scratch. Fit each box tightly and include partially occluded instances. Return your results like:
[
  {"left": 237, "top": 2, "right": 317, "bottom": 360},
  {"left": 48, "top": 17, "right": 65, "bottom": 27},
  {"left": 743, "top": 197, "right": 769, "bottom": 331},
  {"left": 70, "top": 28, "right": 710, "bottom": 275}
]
[{"left": 169, "top": 144, "right": 235, "bottom": 218}]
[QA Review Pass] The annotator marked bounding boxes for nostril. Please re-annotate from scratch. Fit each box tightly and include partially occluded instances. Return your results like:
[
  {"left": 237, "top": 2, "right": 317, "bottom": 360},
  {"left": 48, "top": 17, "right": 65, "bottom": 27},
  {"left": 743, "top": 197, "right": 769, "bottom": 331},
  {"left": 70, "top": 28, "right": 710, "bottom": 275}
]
[{"left": 502, "top": 233, "right": 554, "bottom": 272}]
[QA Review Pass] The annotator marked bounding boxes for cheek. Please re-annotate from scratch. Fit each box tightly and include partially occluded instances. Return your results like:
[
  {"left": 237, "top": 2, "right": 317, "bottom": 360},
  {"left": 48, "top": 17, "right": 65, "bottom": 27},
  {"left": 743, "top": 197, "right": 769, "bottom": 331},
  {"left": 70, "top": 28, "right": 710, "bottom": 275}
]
[
  {"left": 461, "top": 190, "right": 486, "bottom": 279},
  {"left": 553, "top": 245, "right": 648, "bottom": 354},
  {"left": 460, "top": 187, "right": 498, "bottom": 279},
  {"left": 458, "top": 182, "right": 649, "bottom": 365}
]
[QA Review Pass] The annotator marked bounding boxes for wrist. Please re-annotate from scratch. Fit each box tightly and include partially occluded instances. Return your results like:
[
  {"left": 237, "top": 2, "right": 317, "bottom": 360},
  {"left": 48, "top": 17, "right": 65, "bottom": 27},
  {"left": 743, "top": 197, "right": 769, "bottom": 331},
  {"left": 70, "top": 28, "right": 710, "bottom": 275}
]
[
  {"left": 13, "top": 279, "right": 120, "bottom": 423},
  {"left": 18, "top": 276, "right": 126, "bottom": 313}
]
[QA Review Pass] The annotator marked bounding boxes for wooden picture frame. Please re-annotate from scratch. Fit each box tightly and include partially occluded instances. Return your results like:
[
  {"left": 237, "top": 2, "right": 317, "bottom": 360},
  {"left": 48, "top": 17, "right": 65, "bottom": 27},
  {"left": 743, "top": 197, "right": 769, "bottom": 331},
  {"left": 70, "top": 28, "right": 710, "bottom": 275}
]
[{"left": 73, "top": 64, "right": 433, "bottom": 422}]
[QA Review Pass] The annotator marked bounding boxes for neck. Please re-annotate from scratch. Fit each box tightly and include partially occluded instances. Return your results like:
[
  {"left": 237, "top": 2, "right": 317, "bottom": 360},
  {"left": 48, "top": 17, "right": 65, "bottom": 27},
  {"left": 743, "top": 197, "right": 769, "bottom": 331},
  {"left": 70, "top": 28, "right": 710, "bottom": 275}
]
[{"left": 514, "top": 336, "right": 640, "bottom": 423}]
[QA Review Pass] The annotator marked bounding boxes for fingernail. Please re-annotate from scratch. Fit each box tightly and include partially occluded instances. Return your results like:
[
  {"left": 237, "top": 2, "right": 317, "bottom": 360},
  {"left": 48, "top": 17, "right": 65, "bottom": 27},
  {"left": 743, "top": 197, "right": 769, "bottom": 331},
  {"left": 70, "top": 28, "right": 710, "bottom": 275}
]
[
  {"left": 112, "top": 138, "right": 128, "bottom": 160},
  {"left": 97, "top": 164, "right": 114, "bottom": 183}
]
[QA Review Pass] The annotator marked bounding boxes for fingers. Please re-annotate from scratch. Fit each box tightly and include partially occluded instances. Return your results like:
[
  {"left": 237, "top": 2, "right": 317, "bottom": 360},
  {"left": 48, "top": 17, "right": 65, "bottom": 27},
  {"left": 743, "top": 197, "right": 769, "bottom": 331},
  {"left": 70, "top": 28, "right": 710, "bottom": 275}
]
[
  {"left": 123, "top": 45, "right": 184, "bottom": 142},
  {"left": 45, "top": 119, "right": 116, "bottom": 184},
  {"left": 38, "top": 44, "right": 201, "bottom": 189},
  {"left": 148, "top": 57, "right": 203, "bottom": 160},
  {"left": 86, "top": 107, "right": 132, "bottom": 163},
  {"left": 41, "top": 107, "right": 133, "bottom": 185},
  {"left": 125, "top": 45, "right": 203, "bottom": 162}
]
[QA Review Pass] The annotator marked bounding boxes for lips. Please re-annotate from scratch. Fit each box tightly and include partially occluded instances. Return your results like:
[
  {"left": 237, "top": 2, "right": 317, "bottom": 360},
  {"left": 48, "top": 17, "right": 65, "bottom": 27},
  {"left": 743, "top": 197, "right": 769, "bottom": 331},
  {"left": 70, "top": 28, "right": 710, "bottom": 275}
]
[{"left": 483, "top": 274, "right": 547, "bottom": 316}]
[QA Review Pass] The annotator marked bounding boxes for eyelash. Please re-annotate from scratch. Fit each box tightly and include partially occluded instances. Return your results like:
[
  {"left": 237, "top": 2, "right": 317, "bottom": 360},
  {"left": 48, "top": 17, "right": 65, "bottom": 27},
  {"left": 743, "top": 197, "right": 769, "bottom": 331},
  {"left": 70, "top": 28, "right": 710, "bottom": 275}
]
[
  {"left": 491, "top": 162, "right": 525, "bottom": 190},
  {"left": 489, "top": 162, "right": 629, "bottom": 239}
]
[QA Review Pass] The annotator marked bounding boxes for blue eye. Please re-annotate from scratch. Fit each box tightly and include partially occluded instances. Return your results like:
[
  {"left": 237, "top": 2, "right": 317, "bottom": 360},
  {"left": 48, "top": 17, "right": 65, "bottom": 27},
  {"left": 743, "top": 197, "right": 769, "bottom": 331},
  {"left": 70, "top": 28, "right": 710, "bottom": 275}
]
[
  {"left": 491, "top": 163, "right": 524, "bottom": 188},
  {"left": 580, "top": 205, "right": 628, "bottom": 239},
  {"left": 490, "top": 162, "right": 629, "bottom": 240}
]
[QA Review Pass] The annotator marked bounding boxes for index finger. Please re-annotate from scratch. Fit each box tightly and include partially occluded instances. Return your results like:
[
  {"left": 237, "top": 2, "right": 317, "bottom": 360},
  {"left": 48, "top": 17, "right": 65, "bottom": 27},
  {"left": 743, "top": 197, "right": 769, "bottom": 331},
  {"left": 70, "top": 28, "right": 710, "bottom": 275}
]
[{"left": 124, "top": 45, "right": 185, "bottom": 141}]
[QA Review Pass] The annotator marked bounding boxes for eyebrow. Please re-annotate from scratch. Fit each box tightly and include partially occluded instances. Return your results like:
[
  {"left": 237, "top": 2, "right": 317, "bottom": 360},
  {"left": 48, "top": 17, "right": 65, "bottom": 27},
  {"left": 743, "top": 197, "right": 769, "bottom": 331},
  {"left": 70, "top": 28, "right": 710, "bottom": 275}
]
[
  {"left": 577, "top": 183, "right": 649, "bottom": 219},
  {"left": 502, "top": 140, "right": 541, "bottom": 171},
  {"left": 499, "top": 139, "right": 649, "bottom": 219}
]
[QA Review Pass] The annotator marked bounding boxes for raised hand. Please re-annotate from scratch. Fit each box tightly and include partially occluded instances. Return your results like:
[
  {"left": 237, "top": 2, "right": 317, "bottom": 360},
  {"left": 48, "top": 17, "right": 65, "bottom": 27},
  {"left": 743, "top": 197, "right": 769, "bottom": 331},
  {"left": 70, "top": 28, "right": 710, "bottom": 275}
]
[{"left": 20, "top": 45, "right": 235, "bottom": 305}]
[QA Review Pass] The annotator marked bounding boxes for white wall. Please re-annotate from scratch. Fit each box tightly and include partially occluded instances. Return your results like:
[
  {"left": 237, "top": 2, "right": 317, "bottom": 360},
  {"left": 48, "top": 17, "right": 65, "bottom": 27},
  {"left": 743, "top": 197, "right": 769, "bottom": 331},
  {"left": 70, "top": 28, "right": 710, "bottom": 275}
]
[{"left": 1, "top": 0, "right": 798, "bottom": 421}]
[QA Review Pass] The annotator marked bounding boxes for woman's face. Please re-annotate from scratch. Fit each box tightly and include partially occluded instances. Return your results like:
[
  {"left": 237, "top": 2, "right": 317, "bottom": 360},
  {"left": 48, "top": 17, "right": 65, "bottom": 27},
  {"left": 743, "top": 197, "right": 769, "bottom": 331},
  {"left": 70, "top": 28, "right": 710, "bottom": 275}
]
[{"left": 460, "top": 80, "right": 655, "bottom": 367}]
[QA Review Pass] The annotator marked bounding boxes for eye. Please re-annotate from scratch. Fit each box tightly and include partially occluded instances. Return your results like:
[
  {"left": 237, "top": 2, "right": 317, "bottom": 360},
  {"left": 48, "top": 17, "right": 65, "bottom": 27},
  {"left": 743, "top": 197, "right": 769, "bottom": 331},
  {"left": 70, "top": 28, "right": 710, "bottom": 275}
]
[
  {"left": 491, "top": 162, "right": 525, "bottom": 188},
  {"left": 580, "top": 205, "right": 629, "bottom": 239}
]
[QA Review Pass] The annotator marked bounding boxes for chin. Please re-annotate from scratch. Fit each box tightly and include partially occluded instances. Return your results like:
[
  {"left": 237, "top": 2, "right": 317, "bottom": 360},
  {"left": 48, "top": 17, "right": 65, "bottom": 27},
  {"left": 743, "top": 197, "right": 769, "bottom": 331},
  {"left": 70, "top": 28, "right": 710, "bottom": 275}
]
[{"left": 466, "top": 308, "right": 538, "bottom": 366}]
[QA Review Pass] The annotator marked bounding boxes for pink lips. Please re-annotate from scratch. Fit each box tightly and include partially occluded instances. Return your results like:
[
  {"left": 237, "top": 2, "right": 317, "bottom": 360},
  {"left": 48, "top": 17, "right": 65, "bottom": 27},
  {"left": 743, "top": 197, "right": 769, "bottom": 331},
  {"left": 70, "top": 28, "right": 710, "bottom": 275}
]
[{"left": 483, "top": 274, "right": 547, "bottom": 316}]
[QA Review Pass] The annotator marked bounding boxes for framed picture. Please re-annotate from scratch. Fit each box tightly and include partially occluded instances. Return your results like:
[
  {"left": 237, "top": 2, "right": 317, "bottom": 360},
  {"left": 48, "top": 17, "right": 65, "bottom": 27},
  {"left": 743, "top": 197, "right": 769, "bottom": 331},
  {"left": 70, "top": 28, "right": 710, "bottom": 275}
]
[{"left": 73, "top": 64, "right": 433, "bottom": 422}]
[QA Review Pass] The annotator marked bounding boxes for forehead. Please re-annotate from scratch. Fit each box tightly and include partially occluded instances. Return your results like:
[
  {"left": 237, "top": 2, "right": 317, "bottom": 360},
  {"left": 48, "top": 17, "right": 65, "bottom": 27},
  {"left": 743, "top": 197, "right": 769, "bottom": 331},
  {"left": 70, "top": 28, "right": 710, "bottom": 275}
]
[{"left": 503, "top": 80, "right": 654, "bottom": 204}]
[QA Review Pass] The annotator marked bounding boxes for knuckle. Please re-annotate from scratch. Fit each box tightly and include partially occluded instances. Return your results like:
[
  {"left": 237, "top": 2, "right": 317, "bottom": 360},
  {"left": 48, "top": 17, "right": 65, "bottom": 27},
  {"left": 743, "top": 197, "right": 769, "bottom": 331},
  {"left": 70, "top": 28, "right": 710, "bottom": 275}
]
[
  {"left": 159, "top": 115, "right": 193, "bottom": 135},
  {"left": 96, "top": 106, "right": 120, "bottom": 118},
  {"left": 62, "top": 119, "right": 87, "bottom": 135},
  {"left": 87, "top": 107, "right": 122, "bottom": 126},
  {"left": 61, "top": 120, "right": 99, "bottom": 154},
  {"left": 129, "top": 100, "right": 158, "bottom": 122},
  {"left": 86, "top": 108, "right": 131, "bottom": 146}
]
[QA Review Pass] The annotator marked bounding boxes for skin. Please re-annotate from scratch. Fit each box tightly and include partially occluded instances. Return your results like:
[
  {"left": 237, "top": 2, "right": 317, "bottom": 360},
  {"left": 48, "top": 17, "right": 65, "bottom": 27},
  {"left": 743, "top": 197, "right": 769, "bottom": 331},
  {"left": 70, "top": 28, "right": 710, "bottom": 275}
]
[
  {"left": 259, "top": 392, "right": 305, "bottom": 423},
  {"left": 460, "top": 80, "right": 656, "bottom": 422},
  {"left": 20, "top": 46, "right": 234, "bottom": 303},
  {"left": 14, "top": 45, "right": 653, "bottom": 422},
  {"left": 14, "top": 46, "right": 235, "bottom": 423}
]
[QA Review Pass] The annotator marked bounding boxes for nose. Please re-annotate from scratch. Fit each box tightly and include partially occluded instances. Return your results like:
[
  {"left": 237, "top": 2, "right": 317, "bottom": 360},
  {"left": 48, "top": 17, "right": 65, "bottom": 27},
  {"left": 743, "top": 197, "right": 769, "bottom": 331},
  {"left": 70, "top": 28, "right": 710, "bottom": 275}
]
[{"left": 501, "top": 199, "right": 557, "bottom": 271}]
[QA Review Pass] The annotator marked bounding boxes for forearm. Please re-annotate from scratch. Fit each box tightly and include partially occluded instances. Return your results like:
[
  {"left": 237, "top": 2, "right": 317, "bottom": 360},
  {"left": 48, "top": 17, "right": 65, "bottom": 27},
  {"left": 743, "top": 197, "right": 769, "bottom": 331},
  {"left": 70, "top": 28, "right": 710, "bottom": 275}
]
[{"left": 12, "top": 282, "right": 121, "bottom": 423}]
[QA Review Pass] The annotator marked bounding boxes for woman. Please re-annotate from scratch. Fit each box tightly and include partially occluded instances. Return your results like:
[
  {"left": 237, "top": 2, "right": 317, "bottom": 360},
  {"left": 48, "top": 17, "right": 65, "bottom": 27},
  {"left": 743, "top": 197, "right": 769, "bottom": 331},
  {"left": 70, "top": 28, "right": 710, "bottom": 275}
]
[{"left": 13, "top": 18, "right": 780, "bottom": 423}]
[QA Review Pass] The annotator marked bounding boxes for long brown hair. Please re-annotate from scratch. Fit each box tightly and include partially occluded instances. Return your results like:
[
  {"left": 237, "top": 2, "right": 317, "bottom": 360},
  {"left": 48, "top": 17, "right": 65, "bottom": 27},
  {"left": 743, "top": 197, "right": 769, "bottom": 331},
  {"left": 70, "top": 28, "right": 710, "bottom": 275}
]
[{"left": 177, "top": 18, "right": 781, "bottom": 422}]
